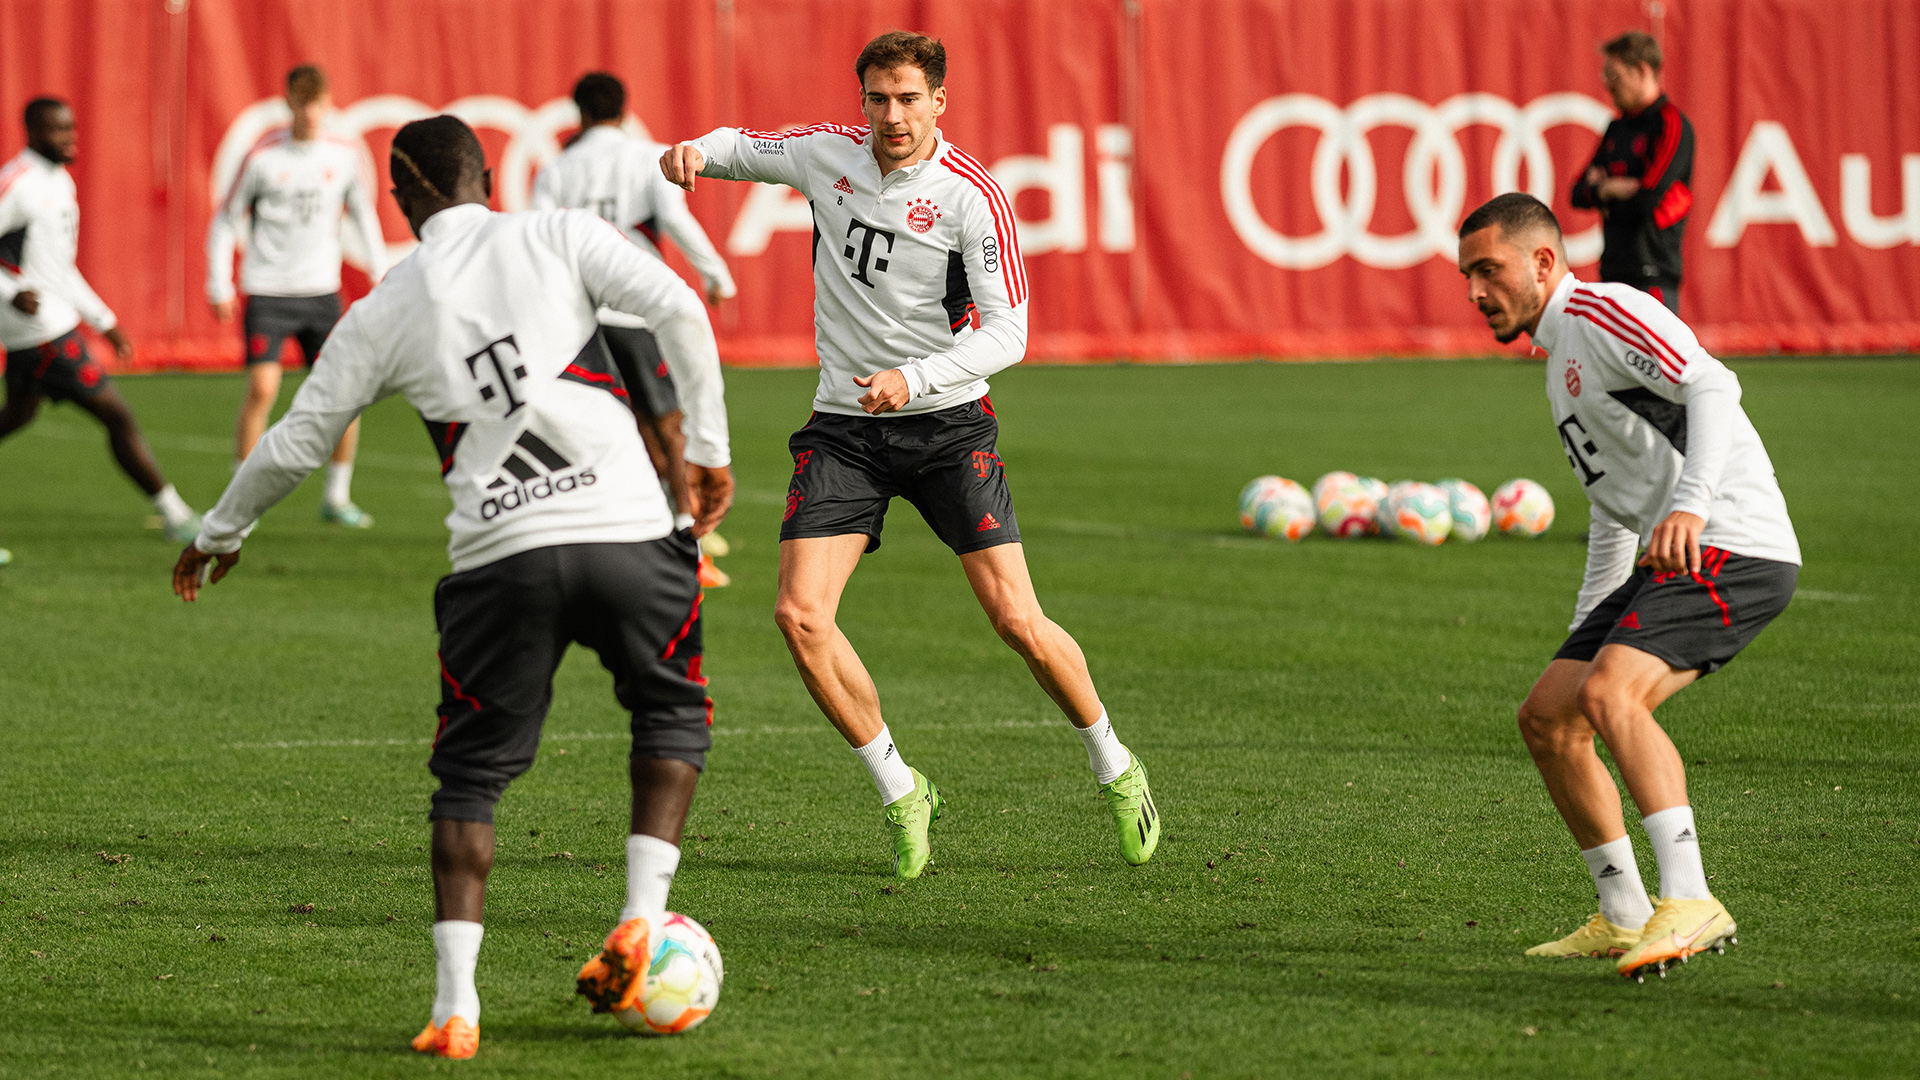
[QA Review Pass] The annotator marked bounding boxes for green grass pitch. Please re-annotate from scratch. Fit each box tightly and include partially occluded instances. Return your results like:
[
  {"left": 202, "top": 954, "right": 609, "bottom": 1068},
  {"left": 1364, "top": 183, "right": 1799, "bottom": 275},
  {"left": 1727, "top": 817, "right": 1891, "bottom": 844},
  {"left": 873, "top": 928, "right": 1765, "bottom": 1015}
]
[{"left": 1, "top": 359, "right": 1916, "bottom": 1078}]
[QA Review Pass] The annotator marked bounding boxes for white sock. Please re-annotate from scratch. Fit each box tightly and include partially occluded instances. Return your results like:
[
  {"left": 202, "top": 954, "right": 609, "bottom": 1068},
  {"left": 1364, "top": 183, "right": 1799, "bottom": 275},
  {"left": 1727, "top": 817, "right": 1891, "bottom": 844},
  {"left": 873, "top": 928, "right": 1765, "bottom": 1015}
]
[
  {"left": 151, "top": 484, "right": 193, "bottom": 527},
  {"left": 853, "top": 724, "right": 917, "bottom": 805},
  {"left": 430, "top": 920, "right": 484, "bottom": 1026},
  {"left": 619, "top": 833, "right": 681, "bottom": 924},
  {"left": 1075, "top": 711, "right": 1131, "bottom": 785},
  {"left": 1642, "top": 805, "right": 1712, "bottom": 900},
  {"left": 324, "top": 462, "right": 354, "bottom": 507},
  {"left": 1579, "top": 835, "right": 1654, "bottom": 929}
]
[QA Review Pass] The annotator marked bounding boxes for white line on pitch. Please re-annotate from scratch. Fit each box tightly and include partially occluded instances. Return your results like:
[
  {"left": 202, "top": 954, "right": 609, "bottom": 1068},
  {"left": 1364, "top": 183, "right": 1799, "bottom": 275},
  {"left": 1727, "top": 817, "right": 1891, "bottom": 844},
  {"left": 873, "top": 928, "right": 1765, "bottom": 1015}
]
[{"left": 226, "top": 719, "right": 1053, "bottom": 751}]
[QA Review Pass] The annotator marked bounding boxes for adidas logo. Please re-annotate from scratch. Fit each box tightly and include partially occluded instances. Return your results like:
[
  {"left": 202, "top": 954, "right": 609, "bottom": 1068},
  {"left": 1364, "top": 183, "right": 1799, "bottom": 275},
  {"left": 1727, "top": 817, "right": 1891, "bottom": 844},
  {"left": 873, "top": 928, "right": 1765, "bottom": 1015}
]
[
  {"left": 833, "top": 175, "right": 854, "bottom": 194},
  {"left": 1597, "top": 863, "right": 1624, "bottom": 878},
  {"left": 976, "top": 512, "right": 1001, "bottom": 532},
  {"left": 1675, "top": 828, "right": 1696, "bottom": 843},
  {"left": 1618, "top": 611, "right": 1641, "bottom": 629},
  {"left": 479, "top": 431, "right": 597, "bottom": 521}
]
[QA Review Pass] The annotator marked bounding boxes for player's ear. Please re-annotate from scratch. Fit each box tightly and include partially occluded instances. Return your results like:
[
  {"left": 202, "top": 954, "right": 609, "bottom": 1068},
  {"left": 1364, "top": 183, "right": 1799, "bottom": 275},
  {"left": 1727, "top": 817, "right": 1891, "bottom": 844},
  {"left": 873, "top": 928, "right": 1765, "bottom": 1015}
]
[
  {"left": 481, "top": 169, "right": 494, "bottom": 201},
  {"left": 931, "top": 85, "right": 947, "bottom": 117}
]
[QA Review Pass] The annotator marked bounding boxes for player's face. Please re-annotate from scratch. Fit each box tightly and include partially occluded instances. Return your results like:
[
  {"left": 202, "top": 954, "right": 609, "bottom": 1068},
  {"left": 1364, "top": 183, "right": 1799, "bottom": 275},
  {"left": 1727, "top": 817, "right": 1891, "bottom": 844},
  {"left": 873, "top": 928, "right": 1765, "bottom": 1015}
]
[
  {"left": 1457, "top": 226, "right": 1546, "bottom": 344},
  {"left": 289, "top": 92, "right": 331, "bottom": 139},
  {"left": 1601, "top": 58, "right": 1657, "bottom": 113},
  {"left": 31, "top": 106, "right": 78, "bottom": 165},
  {"left": 861, "top": 65, "right": 946, "bottom": 166}
]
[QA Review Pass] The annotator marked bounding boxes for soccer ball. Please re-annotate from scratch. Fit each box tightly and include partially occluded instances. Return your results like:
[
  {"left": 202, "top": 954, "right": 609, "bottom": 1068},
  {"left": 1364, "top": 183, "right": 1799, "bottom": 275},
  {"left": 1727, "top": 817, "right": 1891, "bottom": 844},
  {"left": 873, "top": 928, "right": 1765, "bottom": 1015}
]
[
  {"left": 613, "top": 912, "right": 724, "bottom": 1036},
  {"left": 1354, "top": 476, "right": 1389, "bottom": 509},
  {"left": 1238, "top": 476, "right": 1314, "bottom": 541},
  {"left": 1312, "top": 472, "right": 1377, "bottom": 538},
  {"left": 1375, "top": 480, "right": 1415, "bottom": 538},
  {"left": 1386, "top": 482, "right": 1453, "bottom": 545},
  {"left": 1435, "top": 478, "right": 1491, "bottom": 543},
  {"left": 1491, "top": 479, "right": 1556, "bottom": 537}
]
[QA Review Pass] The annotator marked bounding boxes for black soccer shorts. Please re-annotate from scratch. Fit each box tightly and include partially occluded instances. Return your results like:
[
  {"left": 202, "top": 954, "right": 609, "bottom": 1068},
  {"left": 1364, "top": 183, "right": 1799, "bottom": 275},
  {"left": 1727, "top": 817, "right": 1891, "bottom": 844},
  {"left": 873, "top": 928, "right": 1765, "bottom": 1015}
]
[
  {"left": 427, "top": 535, "right": 712, "bottom": 824},
  {"left": 781, "top": 397, "right": 1020, "bottom": 556},
  {"left": 4, "top": 329, "right": 109, "bottom": 403},
  {"left": 1554, "top": 546, "right": 1798, "bottom": 675},
  {"left": 243, "top": 293, "right": 341, "bottom": 366},
  {"left": 599, "top": 324, "right": 680, "bottom": 420}
]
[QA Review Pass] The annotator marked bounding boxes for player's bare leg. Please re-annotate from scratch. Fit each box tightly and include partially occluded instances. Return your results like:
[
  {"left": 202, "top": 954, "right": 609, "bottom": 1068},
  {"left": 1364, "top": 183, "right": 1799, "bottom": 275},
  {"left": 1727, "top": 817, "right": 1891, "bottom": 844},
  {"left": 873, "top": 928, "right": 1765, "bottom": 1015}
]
[
  {"left": 1518, "top": 658, "right": 1628, "bottom": 849},
  {"left": 1577, "top": 645, "right": 1696, "bottom": 814},
  {"left": 962, "top": 542, "right": 1159, "bottom": 863},
  {"left": 0, "top": 388, "right": 43, "bottom": 439},
  {"left": 576, "top": 757, "right": 701, "bottom": 1015},
  {"left": 70, "top": 385, "right": 200, "bottom": 541},
  {"left": 235, "top": 360, "right": 284, "bottom": 460}
]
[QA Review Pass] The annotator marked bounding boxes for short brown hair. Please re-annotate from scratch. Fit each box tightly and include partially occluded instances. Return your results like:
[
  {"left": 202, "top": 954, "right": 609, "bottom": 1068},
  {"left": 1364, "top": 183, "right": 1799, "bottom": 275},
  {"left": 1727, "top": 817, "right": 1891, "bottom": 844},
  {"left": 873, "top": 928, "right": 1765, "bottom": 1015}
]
[
  {"left": 286, "top": 65, "right": 328, "bottom": 106},
  {"left": 1601, "top": 30, "right": 1663, "bottom": 73},
  {"left": 855, "top": 31, "right": 946, "bottom": 90}
]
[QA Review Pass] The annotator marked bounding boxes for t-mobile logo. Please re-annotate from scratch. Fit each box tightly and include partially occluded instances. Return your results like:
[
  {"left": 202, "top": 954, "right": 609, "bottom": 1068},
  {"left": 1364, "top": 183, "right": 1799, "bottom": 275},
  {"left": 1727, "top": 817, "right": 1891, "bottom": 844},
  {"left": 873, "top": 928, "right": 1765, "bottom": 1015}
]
[
  {"left": 843, "top": 218, "right": 896, "bottom": 288},
  {"left": 464, "top": 335, "right": 528, "bottom": 417},
  {"left": 1557, "top": 413, "right": 1607, "bottom": 485}
]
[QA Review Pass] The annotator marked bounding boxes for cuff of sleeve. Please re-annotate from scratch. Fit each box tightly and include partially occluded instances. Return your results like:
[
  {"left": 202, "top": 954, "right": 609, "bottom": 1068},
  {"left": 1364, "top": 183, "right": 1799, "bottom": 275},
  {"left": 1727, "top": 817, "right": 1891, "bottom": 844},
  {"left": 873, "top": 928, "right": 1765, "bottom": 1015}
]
[
  {"left": 686, "top": 447, "right": 731, "bottom": 470},
  {"left": 898, "top": 363, "right": 928, "bottom": 403},
  {"left": 207, "top": 285, "right": 236, "bottom": 305},
  {"left": 194, "top": 530, "right": 245, "bottom": 555},
  {"left": 1668, "top": 496, "right": 1711, "bottom": 521},
  {"left": 89, "top": 313, "right": 118, "bottom": 333}
]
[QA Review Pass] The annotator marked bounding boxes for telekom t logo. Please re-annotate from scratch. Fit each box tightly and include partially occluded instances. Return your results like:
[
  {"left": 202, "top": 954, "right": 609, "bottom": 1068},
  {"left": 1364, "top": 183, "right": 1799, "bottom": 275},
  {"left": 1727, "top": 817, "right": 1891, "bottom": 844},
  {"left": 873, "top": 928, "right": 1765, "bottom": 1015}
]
[
  {"left": 843, "top": 218, "right": 896, "bottom": 287},
  {"left": 464, "top": 335, "right": 528, "bottom": 417}
]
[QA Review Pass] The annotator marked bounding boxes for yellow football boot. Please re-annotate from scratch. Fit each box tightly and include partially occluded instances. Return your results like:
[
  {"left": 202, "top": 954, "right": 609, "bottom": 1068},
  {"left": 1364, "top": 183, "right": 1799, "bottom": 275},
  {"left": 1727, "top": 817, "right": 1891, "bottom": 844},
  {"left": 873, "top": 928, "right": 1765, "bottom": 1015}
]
[
  {"left": 411, "top": 1015, "right": 478, "bottom": 1059},
  {"left": 1524, "top": 910, "right": 1644, "bottom": 958},
  {"left": 1618, "top": 896, "right": 1738, "bottom": 981}
]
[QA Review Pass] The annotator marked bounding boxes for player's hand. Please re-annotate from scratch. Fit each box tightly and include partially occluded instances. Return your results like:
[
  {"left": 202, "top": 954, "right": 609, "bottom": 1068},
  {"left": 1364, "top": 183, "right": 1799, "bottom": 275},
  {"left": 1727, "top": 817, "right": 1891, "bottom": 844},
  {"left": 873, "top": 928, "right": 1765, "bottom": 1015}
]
[
  {"left": 686, "top": 463, "right": 735, "bottom": 537},
  {"left": 660, "top": 144, "right": 706, "bottom": 192},
  {"left": 704, "top": 282, "right": 729, "bottom": 307},
  {"left": 1638, "top": 511, "right": 1705, "bottom": 575},
  {"left": 1598, "top": 176, "right": 1642, "bottom": 202},
  {"left": 172, "top": 544, "right": 240, "bottom": 602},
  {"left": 10, "top": 289, "right": 38, "bottom": 315},
  {"left": 854, "top": 368, "right": 911, "bottom": 415},
  {"left": 211, "top": 299, "right": 235, "bottom": 323},
  {"left": 1583, "top": 166, "right": 1606, "bottom": 188},
  {"left": 103, "top": 326, "right": 134, "bottom": 360}
]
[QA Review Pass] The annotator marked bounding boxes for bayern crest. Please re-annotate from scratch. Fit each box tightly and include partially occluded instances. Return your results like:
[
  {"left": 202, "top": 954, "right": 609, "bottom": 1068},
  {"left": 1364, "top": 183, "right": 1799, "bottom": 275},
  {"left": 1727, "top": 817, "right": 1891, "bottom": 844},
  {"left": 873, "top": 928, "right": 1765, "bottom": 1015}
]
[{"left": 906, "top": 198, "right": 941, "bottom": 233}]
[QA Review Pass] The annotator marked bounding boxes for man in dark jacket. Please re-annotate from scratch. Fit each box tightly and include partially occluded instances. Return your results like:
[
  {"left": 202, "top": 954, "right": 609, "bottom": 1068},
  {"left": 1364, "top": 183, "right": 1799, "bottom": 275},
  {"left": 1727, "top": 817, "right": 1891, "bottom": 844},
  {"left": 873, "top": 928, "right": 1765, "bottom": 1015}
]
[{"left": 1571, "top": 31, "right": 1694, "bottom": 315}]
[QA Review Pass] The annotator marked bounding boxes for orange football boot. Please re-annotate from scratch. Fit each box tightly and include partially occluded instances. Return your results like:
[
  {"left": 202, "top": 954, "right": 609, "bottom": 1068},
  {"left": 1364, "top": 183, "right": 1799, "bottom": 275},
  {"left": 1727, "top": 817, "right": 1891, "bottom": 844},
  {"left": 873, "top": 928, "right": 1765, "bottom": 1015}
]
[
  {"left": 576, "top": 917, "right": 652, "bottom": 1014},
  {"left": 411, "top": 1015, "right": 478, "bottom": 1059},
  {"left": 697, "top": 553, "right": 731, "bottom": 588}
]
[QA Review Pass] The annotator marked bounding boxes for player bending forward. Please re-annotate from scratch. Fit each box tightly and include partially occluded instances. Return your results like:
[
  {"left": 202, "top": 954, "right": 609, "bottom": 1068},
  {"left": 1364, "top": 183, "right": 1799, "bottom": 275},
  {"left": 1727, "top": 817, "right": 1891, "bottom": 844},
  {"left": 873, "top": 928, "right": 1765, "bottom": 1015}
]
[
  {"left": 662, "top": 31, "right": 1160, "bottom": 877},
  {"left": 1457, "top": 193, "right": 1800, "bottom": 981},
  {"left": 174, "top": 116, "right": 733, "bottom": 1058},
  {"left": 207, "top": 65, "right": 388, "bottom": 526},
  {"left": 533, "top": 71, "right": 738, "bottom": 585},
  {"left": 1, "top": 98, "right": 199, "bottom": 541}
]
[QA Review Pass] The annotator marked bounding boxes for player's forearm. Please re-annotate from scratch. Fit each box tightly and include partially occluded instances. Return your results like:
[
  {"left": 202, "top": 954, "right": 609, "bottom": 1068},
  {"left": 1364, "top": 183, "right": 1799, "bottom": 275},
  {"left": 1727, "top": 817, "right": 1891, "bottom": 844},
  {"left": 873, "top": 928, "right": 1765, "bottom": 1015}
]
[
  {"left": 1669, "top": 369, "right": 1739, "bottom": 520},
  {"left": 659, "top": 207, "right": 736, "bottom": 298},
  {"left": 205, "top": 216, "right": 241, "bottom": 303},
  {"left": 66, "top": 271, "right": 117, "bottom": 332},
  {"left": 198, "top": 407, "right": 359, "bottom": 551},
  {"left": 1570, "top": 512, "right": 1639, "bottom": 630},
  {"left": 898, "top": 310, "right": 1027, "bottom": 401},
  {"left": 649, "top": 299, "right": 731, "bottom": 469}
]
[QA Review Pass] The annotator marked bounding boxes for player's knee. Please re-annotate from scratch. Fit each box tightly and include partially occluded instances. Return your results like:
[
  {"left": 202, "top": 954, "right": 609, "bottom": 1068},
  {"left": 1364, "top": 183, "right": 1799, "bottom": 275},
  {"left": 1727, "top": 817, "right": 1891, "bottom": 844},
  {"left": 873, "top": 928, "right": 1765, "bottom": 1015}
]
[
  {"left": 773, "top": 598, "right": 831, "bottom": 648},
  {"left": 989, "top": 608, "right": 1045, "bottom": 658},
  {"left": 1575, "top": 673, "right": 1631, "bottom": 731},
  {"left": 1517, "top": 698, "right": 1585, "bottom": 753}
]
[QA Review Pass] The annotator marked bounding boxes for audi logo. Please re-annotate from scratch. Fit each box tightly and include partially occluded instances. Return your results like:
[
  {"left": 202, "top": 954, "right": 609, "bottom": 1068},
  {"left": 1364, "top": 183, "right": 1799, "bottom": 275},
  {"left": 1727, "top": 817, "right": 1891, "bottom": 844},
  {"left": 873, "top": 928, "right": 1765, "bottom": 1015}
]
[{"left": 1221, "top": 92, "right": 1615, "bottom": 270}]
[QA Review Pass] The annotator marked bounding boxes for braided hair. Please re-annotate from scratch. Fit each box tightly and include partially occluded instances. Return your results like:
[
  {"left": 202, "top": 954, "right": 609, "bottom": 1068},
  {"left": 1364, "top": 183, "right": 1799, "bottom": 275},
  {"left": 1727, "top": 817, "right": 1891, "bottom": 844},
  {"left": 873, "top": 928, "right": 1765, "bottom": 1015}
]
[{"left": 390, "top": 115, "right": 485, "bottom": 203}]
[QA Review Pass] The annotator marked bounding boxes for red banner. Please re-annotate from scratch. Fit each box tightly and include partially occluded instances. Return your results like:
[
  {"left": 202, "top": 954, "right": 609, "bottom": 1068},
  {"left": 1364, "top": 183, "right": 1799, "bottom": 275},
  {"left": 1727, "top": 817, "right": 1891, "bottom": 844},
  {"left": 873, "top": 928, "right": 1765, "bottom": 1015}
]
[{"left": 1, "top": 0, "right": 1915, "bottom": 368}]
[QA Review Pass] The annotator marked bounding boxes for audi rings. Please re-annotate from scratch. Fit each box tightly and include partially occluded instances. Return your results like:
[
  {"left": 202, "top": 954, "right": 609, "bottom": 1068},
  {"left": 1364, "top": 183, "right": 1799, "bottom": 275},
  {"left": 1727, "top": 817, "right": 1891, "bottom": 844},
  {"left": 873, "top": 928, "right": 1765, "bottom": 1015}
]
[{"left": 1221, "top": 92, "right": 1615, "bottom": 270}]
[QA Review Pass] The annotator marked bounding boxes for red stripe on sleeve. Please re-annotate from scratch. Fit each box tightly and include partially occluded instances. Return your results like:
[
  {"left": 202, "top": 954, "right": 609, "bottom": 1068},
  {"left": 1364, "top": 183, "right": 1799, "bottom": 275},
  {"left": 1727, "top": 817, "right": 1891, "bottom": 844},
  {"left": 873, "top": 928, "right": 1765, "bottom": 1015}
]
[
  {"left": 1593, "top": 293, "right": 1689, "bottom": 373},
  {"left": 1642, "top": 103, "right": 1683, "bottom": 189},
  {"left": 1653, "top": 182, "right": 1693, "bottom": 229},
  {"left": 942, "top": 150, "right": 1028, "bottom": 306}
]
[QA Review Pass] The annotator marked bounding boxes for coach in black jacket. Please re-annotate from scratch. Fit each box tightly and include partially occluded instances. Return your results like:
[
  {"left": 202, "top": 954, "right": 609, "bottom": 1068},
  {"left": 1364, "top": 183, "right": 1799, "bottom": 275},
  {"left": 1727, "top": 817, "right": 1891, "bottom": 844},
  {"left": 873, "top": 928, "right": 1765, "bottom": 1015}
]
[{"left": 1571, "top": 30, "right": 1694, "bottom": 315}]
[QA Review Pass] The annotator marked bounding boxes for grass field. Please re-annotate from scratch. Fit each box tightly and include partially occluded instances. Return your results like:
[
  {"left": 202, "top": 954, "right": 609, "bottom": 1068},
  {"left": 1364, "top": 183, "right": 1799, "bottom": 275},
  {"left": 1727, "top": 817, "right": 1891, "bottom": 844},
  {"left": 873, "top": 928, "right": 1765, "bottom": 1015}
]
[{"left": 2, "top": 359, "right": 1916, "bottom": 1079}]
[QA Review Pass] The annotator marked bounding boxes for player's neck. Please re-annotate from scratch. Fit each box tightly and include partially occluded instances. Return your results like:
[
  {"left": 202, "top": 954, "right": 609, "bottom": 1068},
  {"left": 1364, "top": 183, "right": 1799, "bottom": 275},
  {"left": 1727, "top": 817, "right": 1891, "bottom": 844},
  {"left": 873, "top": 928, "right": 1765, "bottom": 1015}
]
[
  {"left": 873, "top": 133, "right": 939, "bottom": 179},
  {"left": 1525, "top": 267, "right": 1572, "bottom": 337}
]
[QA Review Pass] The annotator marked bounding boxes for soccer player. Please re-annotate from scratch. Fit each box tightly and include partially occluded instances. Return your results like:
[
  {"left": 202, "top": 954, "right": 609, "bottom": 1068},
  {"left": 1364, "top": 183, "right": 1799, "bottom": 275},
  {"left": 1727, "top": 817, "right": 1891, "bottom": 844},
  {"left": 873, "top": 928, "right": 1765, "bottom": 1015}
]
[
  {"left": 1, "top": 97, "right": 199, "bottom": 542},
  {"left": 532, "top": 71, "right": 738, "bottom": 584},
  {"left": 660, "top": 31, "right": 1160, "bottom": 877},
  {"left": 206, "top": 65, "right": 388, "bottom": 526},
  {"left": 1570, "top": 31, "right": 1695, "bottom": 315},
  {"left": 173, "top": 116, "right": 733, "bottom": 1057},
  {"left": 1456, "top": 193, "right": 1800, "bottom": 980}
]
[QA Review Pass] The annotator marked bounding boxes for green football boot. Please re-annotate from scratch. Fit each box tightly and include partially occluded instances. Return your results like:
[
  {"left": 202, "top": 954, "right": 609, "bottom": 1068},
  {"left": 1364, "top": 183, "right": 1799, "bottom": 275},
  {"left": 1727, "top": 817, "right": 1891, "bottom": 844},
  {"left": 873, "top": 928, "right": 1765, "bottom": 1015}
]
[
  {"left": 162, "top": 514, "right": 203, "bottom": 545},
  {"left": 320, "top": 501, "right": 374, "bottom": 528},
  {"left": 883, "top": 768, "right": 944, "bottom": 879},
  {"left": 1099, "top": 754, "right": 1161, "bottom": 865}
]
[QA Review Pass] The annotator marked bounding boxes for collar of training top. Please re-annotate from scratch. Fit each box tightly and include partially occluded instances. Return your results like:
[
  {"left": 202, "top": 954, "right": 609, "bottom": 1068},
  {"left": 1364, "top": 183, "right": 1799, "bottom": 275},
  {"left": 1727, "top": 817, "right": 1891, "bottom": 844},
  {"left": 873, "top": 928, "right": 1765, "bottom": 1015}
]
[
  {"left": 1530, "top": 272, "right": 1581, "bottom": 353},
  {"left": 867, "top": 126, "right": 948, "bottom": 183},
  {"left": 417, "top": 201, "right": 492, "bottom": 241}
]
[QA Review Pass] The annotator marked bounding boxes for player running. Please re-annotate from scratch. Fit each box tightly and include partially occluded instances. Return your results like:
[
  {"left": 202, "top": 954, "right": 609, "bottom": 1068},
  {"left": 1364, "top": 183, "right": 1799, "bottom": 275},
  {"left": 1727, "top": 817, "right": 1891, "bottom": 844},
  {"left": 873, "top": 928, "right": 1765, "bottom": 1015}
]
[
  {"left": 1, "top": 97, "right": 199, "bottom": 542},
  {"left": 661, "top": 31, "right": 1160, "bottom": 877},
  {"left": 1457, "top": 193, "right": 1800, "bottom": 981},
  {"left": 173, "top": 116, "right": 733, "bottom": 1057},
  {"left": 206, "top": 65, "right": 388, "bottom": 526},
  {"left": 533, "top": 71, "right": 737, "bottom": 586}
]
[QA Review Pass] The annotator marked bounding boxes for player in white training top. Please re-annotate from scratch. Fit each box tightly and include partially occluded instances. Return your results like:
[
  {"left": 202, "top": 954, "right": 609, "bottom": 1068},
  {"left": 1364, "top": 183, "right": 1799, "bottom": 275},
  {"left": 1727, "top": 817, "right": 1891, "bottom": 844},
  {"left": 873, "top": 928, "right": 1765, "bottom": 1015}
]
[
  {"left": 1, "top": 97, "right": 200, "bottom": 542},
  {"left": 207, "top": 65, "right": 388, "bottom": 526},
  {"left": 661, "top": 31, "right": 1160, "bottom": 876},
  {"left": 1458, "top": 193, "right": 1800, "bottom": 981},
  {"left": 533, "top": 71, "right": 738, "bottom": 586},
  {"left": 174, "top": 116, "right": 732, "bottom": 1059}
]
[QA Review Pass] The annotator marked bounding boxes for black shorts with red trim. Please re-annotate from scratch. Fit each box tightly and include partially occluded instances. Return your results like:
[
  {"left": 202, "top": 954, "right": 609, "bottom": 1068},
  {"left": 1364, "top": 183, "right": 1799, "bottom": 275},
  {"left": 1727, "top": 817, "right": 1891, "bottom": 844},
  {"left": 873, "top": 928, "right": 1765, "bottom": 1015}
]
[
  {"left": 5, "top": 328, "right": 109, "bottom": 403},
  {"left": 781, "top": 397, "right": 1019, "bottom": 556},
  {"left": 1553, "top": 547, "right": 1797, "bottom": 675},
  {"left": 243, "top": 293, "right": 341, "bottom": 366},
  {"left": 599, "top": 323, "right": 680, "bottom": 419},
  {"left": 427, "top": 535, "right": 711, "bottom": 824}
]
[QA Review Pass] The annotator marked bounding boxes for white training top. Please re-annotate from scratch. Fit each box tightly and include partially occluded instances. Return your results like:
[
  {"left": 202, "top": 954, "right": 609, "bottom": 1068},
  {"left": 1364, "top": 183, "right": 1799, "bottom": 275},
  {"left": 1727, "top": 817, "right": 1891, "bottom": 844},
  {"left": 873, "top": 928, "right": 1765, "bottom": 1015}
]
[
  {"left": 532, "top": 124, "right": 735, "bottom": 331},
  {"left": 0, "top": 147, "right": 117, "bottom": 351},
  {"left": 205, "top": 129, "right": 388, "bottom": 303},
  {"left": 197, "top": 204, "right": 730, "bottom": 573},
  {"left": 1531, "top": 274, "right": 1801, "bottom": 629},
  {"left": 690, "top": 124, "right": 1027, "bottom": 416}
]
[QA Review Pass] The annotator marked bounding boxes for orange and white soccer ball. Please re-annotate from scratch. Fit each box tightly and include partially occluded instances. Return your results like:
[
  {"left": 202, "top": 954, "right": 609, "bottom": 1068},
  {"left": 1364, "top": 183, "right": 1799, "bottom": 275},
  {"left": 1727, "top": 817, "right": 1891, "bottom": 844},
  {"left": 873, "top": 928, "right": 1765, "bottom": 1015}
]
[
  {"left": 614, "top": 912, "right": 724, "bottom": 1036},
  {"left": 1436, "top": 478, "right": 1491, "bottom": 543},
  {"left": 1386, "top": 482, "right": 1453, "bottom": 545},
  {"left": 1312, "top": 471, "right": 1377, "bottom": 538},
  {"left": 1492, "top": 478, "right": 1555, "bottom": 537},
  {"left": 1237, "top": 475, "right": 1314, "bottom": 541}
]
